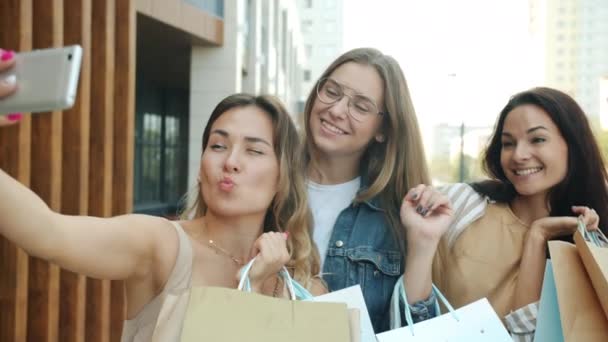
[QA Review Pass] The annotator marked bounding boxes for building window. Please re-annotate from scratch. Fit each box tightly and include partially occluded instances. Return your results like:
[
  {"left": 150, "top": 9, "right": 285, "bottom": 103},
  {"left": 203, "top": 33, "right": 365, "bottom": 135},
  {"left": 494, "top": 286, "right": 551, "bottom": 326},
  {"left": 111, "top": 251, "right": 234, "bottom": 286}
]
[
  {"left": 305, "top": 44, "right": 312, "bottom": 59},
  {"left": 281, "top": 10, "right": 288, "bottom": 71},
  {"left": 325, "top": 21, "right": 336, "bottom": 33},
  {"left": 134, "top": 82, "right": 189, "bottom": 217},
  {"left": 302, "top": 19, "right": 313, "bottom": 34},
  {"left": 184, "top": 0, "right": 224, "bottom": 18},
  {"left": 325, "top": 0, "right": 336, "bottom": 8},
  {"left": 304, "top": 69, "right": 311, "bottom": 81}
]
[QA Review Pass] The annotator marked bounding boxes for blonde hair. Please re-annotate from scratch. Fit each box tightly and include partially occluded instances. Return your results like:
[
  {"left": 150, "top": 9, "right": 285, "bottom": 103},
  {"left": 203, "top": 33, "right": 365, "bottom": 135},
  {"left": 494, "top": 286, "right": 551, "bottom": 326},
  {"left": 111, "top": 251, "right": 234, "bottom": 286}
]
[
  {"left": 180, "top": 94, "right": 319, "bottom": 286},
  {"left": 302, "top": 48, "right": 430, "bottom": 253}
]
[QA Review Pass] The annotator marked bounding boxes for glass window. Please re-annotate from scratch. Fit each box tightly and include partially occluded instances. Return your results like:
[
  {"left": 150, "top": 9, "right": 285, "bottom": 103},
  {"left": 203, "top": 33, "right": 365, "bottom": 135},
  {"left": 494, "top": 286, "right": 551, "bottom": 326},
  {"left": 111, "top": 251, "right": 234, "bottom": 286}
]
[
  {"left": 304, "top": 69, "right": 311, "bottom": 81},
  {"left": 305, "top": 44, "right": 312, "bottom": 58},
  {"left": 135, "top": 81, "right": 189, "bottom": 217},
  {"left": 302, "top": 19, "right": 313, "bottom": 34}
]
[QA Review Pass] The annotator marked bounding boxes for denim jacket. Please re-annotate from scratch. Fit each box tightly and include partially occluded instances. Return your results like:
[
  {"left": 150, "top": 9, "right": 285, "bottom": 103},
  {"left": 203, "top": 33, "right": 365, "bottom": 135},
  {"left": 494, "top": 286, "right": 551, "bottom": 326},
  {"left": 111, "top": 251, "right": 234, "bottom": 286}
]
[{"left": 321, "top": 190, "right": 437, "bottom": 333}]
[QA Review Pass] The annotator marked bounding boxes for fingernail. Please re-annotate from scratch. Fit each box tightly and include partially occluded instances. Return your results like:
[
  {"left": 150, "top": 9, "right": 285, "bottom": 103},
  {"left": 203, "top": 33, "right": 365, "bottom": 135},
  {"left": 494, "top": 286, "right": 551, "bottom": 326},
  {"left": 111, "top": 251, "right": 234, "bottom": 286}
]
[
  {"left": 421, "top": 208, "right": 428, "bottom": 216},
  {"left": 1, "top": 50, "right": 14, "bottom": 61},
  {"left": 7, "top": 113, "right": 22, "bottom": 121},
  {"left": 416, "top": 205, "right": 423, "bottom": 214},
  {"left": 1, "top": 74, "right": 16, "bottom": 87},
  {"left": 412, "top": 193, "right": 418, "bottom": 200},
  {"left": 283, "top": 232, "right": 289, "bottom": 239}
]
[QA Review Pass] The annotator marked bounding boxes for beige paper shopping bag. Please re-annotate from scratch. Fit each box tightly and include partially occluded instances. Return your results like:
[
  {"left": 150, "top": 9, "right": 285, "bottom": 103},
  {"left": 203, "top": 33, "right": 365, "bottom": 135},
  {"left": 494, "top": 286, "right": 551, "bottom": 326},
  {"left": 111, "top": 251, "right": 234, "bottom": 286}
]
[
  {"left": 548, "top": 241, "right": 608, "bottom": 341},
  {"left": 179, "top": 286, "right": 351, "bottom": 342},
  {"left": 574, "top": 230, "right": 608, "bottom": 319},
  {"left": 348, "top": 309, "right": 361, "bottom": 342}
]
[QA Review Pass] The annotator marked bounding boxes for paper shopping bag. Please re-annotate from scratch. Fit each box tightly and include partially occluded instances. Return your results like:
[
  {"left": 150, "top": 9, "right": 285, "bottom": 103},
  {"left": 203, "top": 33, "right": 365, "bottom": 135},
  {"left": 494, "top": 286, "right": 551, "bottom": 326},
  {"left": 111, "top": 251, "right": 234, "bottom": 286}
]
[
  {"left": 548, "top": 240, "right": 608, "bottom": 341},
  {"left": 312, "top": 286, "right": 375, "bottom": 342},
  {"left": 376, "top": 298, "right": 511, "bottom": 341},
  {"left": 574, "top": 228, "right": 608, "bottom": 319},
  {"left": 348, "top": 309, "right": 361, "bottom": 342},
  {"left": 152, "top": 257, "right": 352, "bottom": 342},
  {"left": 534, "top": 260, "right": 564, "bottom": 342},
  {"left": 377, "top": 279, "right": 510, "bottom": 342},
  {"left": 179, "top": 286, "right": 351, "bottom": 342}
]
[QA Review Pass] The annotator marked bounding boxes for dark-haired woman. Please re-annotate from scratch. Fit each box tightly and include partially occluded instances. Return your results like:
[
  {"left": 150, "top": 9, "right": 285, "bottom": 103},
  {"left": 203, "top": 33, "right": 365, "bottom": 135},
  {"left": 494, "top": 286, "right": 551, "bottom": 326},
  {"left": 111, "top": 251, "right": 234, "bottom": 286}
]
[{"left": 405, "top": 87, "right": 607, "bottom": 341}]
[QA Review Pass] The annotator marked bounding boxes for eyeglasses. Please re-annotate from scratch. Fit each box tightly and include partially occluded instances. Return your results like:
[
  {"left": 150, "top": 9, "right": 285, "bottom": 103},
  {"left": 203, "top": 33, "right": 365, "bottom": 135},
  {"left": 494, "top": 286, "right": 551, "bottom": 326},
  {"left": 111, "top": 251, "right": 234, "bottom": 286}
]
[{"left": 316, "top": 78, "right": 386, "bottom": 122}]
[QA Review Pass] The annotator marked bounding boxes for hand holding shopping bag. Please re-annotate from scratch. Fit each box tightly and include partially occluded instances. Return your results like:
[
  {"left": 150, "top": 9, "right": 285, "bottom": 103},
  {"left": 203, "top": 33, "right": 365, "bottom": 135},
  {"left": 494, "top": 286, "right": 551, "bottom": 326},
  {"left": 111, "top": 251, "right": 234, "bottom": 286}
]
[
  {"left": 376, "top": 280, "right": 511, "bottom": 341},
  {"left": 573, "top": 217, "right": 608, "bottom": 319},
  {"left": 534, "top": 240, "right": 608, "bottom": 342},
  {"left": 152, "top": 257, "right": 353, "bottom": 342}
]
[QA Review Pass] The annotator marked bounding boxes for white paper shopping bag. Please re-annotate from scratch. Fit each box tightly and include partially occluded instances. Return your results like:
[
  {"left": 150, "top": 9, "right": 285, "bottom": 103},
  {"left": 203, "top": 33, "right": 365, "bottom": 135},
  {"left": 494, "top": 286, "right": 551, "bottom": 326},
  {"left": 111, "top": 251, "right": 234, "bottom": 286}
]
[
  {"left": 376, "top": 280, "right": 511, "bottom": 342},
  {"left": 312, "top": 286, "right": 376, "bottom": 342},
  {"left": 376, "top": 298, "right": 511, "bottom": 341}
]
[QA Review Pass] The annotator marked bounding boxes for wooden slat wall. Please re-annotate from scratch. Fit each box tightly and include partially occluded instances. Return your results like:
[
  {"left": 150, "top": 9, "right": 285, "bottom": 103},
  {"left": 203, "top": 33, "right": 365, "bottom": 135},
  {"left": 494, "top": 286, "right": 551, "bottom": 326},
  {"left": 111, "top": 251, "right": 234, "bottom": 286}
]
[
  {"left": 60, "top": 0, "right": 92, "bottom": 341},
  {"left": 110, "top": 0, "right": 136, "bottom": 340},
  {"left": 28, "top": 1, "right": 63, "bottom": 341},
  {"left": 0, "top": 0, "right": 135, "bottom": 341},
  {"left": 86, "top": 0, "right": 115, "bottom": 341},
  {"left": 0, "top": 2, "right": 33, "bottom": 341}
]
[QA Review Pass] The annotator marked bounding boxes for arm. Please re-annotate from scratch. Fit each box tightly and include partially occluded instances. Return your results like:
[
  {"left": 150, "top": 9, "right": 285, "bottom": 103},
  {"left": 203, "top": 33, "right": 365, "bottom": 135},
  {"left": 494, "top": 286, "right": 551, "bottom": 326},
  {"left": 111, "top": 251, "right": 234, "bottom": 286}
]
[
  {"left": 385, "top": 185, "right": 454, "bottom": 326},
  {"left": 401, "top": 184, "right": 453, "bottom": 304},
  {"left": 512, "top": 229, "right": 546, "bottom": 310},
  {"left": 512, "top": 206, "right": 598, "bottom": 309},
  {"left": 508, "top": 207, "right": 598, "bottom": 337},
  {"left": 0, "top": 168, "right": 175, "bottom": 281}
]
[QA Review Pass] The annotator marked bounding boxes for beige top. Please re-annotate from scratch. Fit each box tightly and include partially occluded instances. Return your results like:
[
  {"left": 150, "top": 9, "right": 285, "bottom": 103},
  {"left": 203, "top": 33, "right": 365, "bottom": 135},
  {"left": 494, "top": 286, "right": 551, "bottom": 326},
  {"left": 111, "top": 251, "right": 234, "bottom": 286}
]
[
  {"left": 120, "top": 221, "right": 193, "bottom": 342},
  {"left": 433, "top": 202, "right": 529, "bottom": 319}
]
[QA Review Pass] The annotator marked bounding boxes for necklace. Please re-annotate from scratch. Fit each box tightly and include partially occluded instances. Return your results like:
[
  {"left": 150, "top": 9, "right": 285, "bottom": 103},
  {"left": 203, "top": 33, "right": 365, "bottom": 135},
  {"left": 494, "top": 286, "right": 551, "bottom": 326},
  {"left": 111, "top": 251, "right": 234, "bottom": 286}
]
[
  {"left": 206, "top": 238, "right": 245, "bottom": 266},
  {"left": 201, "top": 220, "right": 246, "bottom": 266}
]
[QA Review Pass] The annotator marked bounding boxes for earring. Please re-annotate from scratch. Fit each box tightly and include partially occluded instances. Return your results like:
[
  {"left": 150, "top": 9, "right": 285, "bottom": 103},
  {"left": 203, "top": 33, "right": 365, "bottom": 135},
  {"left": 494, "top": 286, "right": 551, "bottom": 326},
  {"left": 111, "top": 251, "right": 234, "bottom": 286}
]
[{"left": 375, "top": 135, "right": 385, "bottom": 143}]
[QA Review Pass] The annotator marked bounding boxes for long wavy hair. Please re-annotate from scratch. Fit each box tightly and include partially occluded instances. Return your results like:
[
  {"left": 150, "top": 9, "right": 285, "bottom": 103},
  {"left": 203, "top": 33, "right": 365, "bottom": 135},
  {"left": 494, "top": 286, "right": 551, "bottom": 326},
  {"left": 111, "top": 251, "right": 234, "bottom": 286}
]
[
  {"left": 302, "top": 48, "right": 430, "bottom": 254},
  {"left": 181, "top": 94, "right": 320, "bottom": 286},
  {"left": 472, "top": 87, "right": 608, "bottom": 234}
]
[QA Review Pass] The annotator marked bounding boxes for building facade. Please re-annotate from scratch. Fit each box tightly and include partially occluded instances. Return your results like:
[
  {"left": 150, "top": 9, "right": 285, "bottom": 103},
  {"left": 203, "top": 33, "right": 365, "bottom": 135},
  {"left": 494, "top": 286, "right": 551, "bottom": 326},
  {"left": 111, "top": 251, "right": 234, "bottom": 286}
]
[
  {"left": 530, "top": 0, "right": 608, "bottom": 120},
  {"left": 296, "top": 0, "right": 344, "bottom": 113},
  {"left": 135, "top": 0, "right": 307, "bottom": 216}
]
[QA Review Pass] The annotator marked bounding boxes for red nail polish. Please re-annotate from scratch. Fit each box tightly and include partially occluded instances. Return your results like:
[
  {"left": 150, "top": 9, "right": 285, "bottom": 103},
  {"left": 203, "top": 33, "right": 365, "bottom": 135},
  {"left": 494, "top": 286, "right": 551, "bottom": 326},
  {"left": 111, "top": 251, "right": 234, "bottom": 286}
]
[
  {"left": 7, "top": 113, "right": 22, "bottom": 121},
  {"left": 283, "top": 232, "right": 289, "bottom": 239},
  {"left": 1, "top": 50, "right": 15, "bottom": 62}
]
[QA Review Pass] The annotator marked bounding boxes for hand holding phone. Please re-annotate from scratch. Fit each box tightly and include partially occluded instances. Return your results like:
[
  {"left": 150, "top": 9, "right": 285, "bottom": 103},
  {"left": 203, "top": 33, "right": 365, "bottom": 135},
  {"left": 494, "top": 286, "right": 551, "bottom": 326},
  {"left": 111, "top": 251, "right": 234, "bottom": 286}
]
[{"left": 0, "top": 45, "right": 82, "bottom": 115}]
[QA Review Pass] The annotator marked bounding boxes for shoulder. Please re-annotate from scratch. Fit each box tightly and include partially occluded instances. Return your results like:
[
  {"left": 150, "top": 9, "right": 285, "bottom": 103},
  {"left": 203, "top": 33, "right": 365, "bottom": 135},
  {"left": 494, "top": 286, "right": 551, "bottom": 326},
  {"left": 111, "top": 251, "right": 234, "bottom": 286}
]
[
  {"left": 126, "top": 215, "right": 183, "bottom": 285},
  {"left": 438, "top": 183, "right": 483, "bottom": 207},
  {"left": 438, "top": 183, "right": 490, "bottom": 247}
]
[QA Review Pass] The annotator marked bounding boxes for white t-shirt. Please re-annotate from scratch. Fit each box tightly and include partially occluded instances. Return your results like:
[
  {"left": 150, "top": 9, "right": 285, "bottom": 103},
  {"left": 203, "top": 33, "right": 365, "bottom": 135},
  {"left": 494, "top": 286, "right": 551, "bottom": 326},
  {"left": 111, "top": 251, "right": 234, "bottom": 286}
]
[{"left": 307, "top": 177, "right": 361, "bottom": 270}]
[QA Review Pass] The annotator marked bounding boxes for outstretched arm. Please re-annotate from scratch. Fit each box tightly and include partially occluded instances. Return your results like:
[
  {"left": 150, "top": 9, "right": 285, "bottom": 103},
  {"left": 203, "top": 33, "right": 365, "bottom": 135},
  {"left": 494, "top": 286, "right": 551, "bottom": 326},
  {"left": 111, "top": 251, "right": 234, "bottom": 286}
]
[{"left": 0, "top": 168, "right": 175, "bottom": 281}]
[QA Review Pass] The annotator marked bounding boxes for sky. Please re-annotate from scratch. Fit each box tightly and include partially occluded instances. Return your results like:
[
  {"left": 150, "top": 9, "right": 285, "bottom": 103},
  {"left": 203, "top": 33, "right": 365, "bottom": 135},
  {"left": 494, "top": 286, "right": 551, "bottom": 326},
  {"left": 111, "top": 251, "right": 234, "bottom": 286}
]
[{"left": 342, "top": 0, "right": 544, "bottom": 145}]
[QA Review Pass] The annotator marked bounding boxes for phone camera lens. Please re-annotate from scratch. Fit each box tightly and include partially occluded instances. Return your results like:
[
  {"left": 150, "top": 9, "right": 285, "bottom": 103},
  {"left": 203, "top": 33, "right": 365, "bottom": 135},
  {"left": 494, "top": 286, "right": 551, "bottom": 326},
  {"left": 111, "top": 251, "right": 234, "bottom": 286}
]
[{"left": 68, "top": 54, "right": 73, "bottom": 61}]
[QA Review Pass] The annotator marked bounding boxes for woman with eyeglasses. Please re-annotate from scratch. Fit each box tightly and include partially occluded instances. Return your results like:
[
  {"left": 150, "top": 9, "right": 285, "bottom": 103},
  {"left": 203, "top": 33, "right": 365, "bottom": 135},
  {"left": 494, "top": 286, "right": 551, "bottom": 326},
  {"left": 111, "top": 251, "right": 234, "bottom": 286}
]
[{"left": 302, "top": 48, "right": 453, "bottom": 333}]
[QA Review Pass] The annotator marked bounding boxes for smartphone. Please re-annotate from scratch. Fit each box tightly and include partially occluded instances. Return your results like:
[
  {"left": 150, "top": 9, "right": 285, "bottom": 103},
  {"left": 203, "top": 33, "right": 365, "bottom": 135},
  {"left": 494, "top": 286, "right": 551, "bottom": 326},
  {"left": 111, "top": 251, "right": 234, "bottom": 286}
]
[{"left": 0, "top": 45, "right": 82, "bottom": 115}]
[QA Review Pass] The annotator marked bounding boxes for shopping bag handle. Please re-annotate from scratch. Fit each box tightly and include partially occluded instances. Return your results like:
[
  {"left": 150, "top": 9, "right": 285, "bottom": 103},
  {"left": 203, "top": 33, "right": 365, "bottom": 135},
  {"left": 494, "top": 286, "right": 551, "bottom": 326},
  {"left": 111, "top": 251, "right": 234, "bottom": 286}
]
[
  {"left": 577, "top": 216, "right": 608, "bottom": 247},
  {"left": 236, "top": 256, "right": 314, "bottom": 300},
  {"left": 390, "top": 276, "right": 459, "bottom": 334}
]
